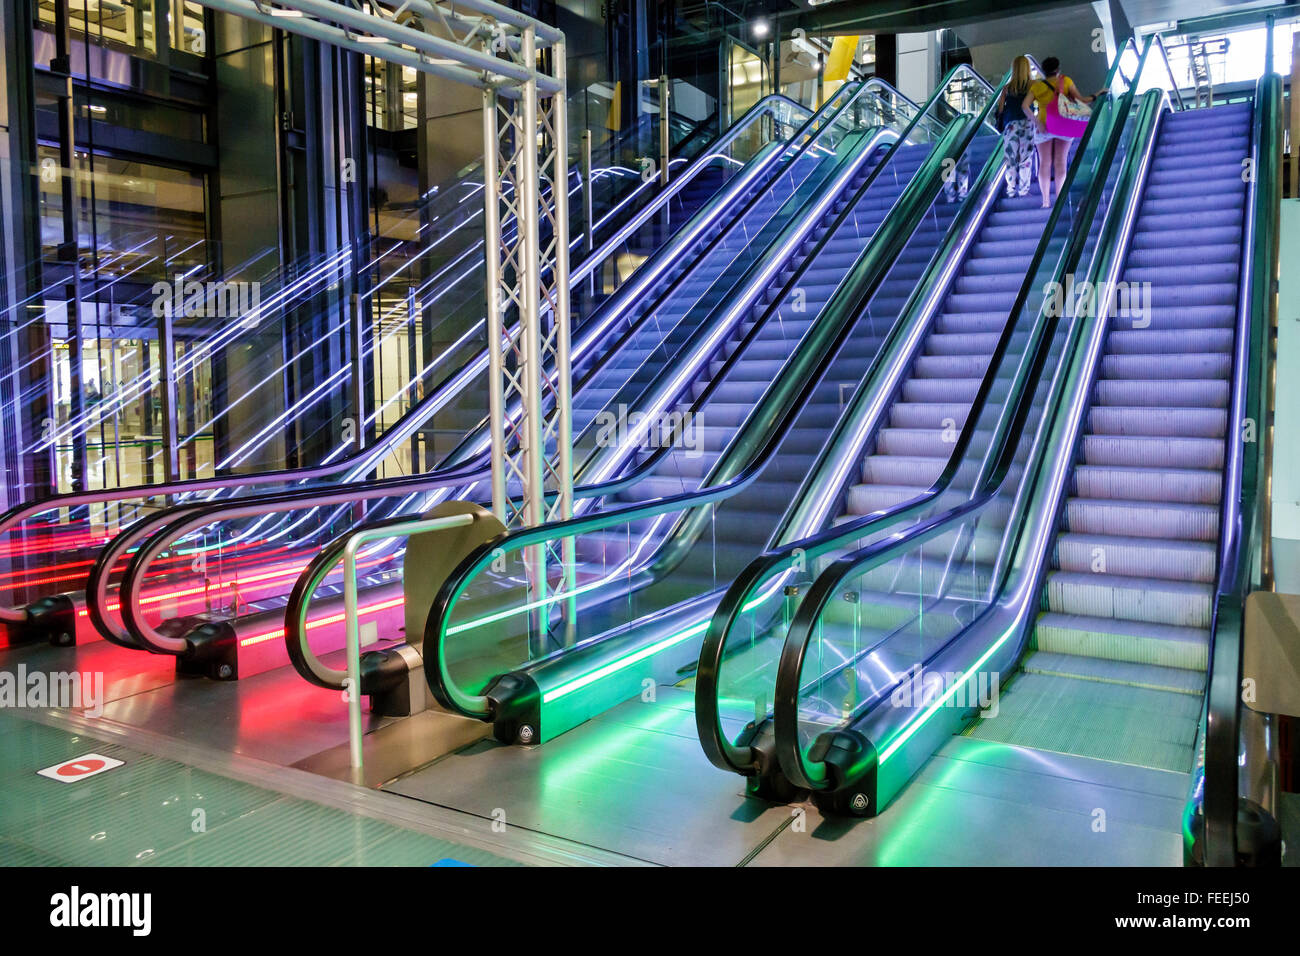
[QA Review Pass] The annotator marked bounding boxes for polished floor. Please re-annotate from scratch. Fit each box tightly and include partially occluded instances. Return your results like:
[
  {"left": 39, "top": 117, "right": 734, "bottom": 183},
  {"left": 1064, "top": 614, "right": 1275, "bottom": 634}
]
[{"left": 1, "top": 632, "right": 1194, "bottom": 866}]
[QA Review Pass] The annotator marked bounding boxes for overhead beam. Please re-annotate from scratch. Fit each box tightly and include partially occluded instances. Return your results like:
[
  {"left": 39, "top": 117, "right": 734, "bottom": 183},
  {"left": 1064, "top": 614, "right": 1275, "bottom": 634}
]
[{"left": 781, "top": 0, "right": 1080, "bottom": 35}]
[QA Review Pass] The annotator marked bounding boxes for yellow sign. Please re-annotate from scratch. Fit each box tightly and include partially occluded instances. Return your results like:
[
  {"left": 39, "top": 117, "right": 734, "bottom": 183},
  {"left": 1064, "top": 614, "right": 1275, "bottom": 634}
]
[
  {"left": 824, "top": 35, "right": 861, "bottom": 83},
  {"left": 606, "top": 80, "right": 621, "bottom": 131}
]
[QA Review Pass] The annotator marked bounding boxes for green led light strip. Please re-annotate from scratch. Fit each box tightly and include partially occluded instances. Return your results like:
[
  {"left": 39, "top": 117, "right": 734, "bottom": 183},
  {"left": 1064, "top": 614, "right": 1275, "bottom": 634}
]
[
  {"left": 537, "top": 575, "right": 791, "bottom": 704},
  {"left": 542, "top": 618, "right": 710, "bottom": 703},
  {"left": 446, "top": 573, "right": 612, "bottom": 636},
  {"left": 875, "top": 621, "right": 1015, "bottom": 765}
]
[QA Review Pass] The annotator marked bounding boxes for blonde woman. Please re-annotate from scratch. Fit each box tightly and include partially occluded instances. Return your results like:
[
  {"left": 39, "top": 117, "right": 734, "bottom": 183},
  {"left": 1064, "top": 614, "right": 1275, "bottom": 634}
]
[{"left": 994, "top": 55, "right": 1036, "bottom": 198}]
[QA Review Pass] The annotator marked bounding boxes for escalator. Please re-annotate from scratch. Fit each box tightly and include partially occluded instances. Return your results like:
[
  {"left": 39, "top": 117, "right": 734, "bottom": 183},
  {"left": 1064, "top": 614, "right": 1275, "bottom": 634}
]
[
  {"left": 692, "top": 39, "right": 1141, "bottom": 798},
  {"left": 397, "top": 64, "right": 1013, "bottom": 747},
  {"left": 736, "top": 47, "right": 1278, "bottom": 867},
  {"left": 962, "top": 101, "right": 1252, "bottom": 774},
  {"left": 844, "top": 194, "right": 1050, "bottom": 520},
  {"left": 61, "top": 81, "right": 908, "bottom": 670},
  {"left": 0, "top": 92, "right": 804, "bottom": 647}
]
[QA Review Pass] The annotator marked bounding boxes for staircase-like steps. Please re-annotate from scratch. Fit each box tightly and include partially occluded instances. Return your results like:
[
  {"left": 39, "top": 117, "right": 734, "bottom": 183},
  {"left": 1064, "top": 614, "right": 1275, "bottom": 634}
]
[{"left": 969, "top": 101, "right": 1252, "bottom": 777}]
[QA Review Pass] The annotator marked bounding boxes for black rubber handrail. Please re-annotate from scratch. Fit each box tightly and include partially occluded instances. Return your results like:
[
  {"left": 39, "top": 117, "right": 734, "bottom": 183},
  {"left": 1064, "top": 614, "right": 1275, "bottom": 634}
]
[
  {"left": 768, "top": 56, "right": 1165, "bottom": 793},
  {"left": 1196, "top": 71, "right": 1281, "bottom": 867},
  {"left": 421, "top": 101, "right": 995, "bottom": 720},
  {"left": 697, "top": 39, "right": 1147, "bottom": 778}
]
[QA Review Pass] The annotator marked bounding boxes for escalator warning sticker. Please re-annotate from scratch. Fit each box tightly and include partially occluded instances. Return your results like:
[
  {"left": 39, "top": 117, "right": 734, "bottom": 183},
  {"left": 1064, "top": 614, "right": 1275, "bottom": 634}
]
[{"left": 38, "top": 753, "right": 125, "bottom": 783}]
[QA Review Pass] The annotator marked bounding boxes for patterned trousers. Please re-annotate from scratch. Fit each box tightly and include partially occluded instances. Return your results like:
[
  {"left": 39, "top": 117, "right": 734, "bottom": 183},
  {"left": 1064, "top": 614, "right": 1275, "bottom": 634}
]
[{"left": 1002, "top": 120, "right": 1036, "bottom": 196}]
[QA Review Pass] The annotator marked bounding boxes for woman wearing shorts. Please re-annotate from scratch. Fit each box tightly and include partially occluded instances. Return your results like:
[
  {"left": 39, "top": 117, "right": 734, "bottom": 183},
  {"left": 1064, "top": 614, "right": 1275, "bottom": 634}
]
[{"left": 1024, "top": 57, "right": 1103, "bottom": 207}]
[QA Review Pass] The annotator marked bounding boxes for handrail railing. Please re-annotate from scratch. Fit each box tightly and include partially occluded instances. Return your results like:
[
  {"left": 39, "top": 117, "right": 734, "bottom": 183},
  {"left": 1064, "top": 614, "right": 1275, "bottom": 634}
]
[
  {"left": 4, "top": 91, "right": 812, "bottom": 625},
  {"left": 767, "top": 44, "right": 1167, "bottom": 797},
  {"left": 419, "top": 64, "right": 1010, "bottom": 720},
  {"left": 338, "top": 511, "right": 477, "bottom": 772},
  {"left": 696, "top": 39, "right": 1146, "bottom": 777},
  {"left": 1194, "top": 70, "right": 1281, "bottom": 867}
]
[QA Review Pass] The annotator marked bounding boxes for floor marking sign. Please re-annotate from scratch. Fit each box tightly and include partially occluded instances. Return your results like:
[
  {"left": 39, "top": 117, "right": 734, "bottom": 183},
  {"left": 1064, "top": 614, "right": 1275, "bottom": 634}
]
[{"left": 37, "top": 753, "right": 124, "bottom": 783}]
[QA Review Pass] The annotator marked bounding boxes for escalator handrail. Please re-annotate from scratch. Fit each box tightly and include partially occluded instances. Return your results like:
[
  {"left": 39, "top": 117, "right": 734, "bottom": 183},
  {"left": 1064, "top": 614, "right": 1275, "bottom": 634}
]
[
  {"left": 766, "top": 49, "right": 1165, "bottom": 791},
  {"left": 93, "top": 86, "right": 886, "bottom": 652},
  {"left": 1198, "top": 71, "right": 1281, "bottom": 867},
  {"left": 285, "top": 66, "right": 1000, "bottom": 691},
  {"left": 0, "top": 92, "right": 813, "bottom": 623},
  {"left": 697, "top": 40, "right": 1143, "bottom": 775},
  {"left": 421, "top": 105, "right": 999, "bottom": 719}
]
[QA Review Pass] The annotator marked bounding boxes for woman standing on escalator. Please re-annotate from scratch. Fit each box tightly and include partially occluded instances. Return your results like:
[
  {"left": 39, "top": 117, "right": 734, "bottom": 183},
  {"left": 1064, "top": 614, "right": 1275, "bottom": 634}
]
[
  {"left": 995, "top": 55, "right": 1037, "bottom": 199},
  {"left": 1025, "top": 56, "right": 1104, "bottom": 207}
]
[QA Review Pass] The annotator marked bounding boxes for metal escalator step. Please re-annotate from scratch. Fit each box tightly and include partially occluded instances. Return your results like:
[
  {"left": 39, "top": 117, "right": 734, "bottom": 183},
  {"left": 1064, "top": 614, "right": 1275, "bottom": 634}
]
[
  {"left": 902, "top": 377, "right": 984, "bottom": 403},
  {"left": 1043, "top": 570, "right": 1213, "bottom": 628},
  {"left": 1033, "top": 610, "right": 1210, "bottom": 670},
  {"left": 860, "top": 454, "right": 945, "bottom": 485},
  {"left": 1100, "top": 352, "right": 1231, "bottom": 381},
  {"left": 1021, "top": 651, "right": 1205, "bottom": 696},
  {"left": 1080, "top": 434, "right": 1224, "bottom": 470},
  {"left": 843, "top": 483, "right": 927, "bottom": 515},
  {"left": 925, "top": 332, "right": 1001, "bottom": 355},
  {"left": 1054, "top": 532, "right": 1216, "bottom": 582},
  {"left": 1093, "top": 377, "right": 1228, "bottom": 408},
  {"left": 1086, "top": 406, "right": 1226, "bottom": 438},
  {"left": 963, "top": 671, "right": 1198, "bottom": 773},
  {"left": 1063, "top": 495, "right": 1219, "bottom": 537},
  {"left": 1106, "top": 328, "right": 1234, "bottom": 355},
  {"left": 888, "top": 402, "right": 971, "bottom": 429}
]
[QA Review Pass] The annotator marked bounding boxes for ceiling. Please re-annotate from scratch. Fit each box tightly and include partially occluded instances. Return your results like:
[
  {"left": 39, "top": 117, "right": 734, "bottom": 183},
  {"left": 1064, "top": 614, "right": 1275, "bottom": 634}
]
[{"left": 686, "top": 0, "right": 1293, "bottom": 34}]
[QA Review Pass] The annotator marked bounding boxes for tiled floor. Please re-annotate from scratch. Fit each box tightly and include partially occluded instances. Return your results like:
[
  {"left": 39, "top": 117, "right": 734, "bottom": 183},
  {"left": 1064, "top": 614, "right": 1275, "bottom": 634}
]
[{"left": 0, "top": 711, "right": 517, "bottom": 867}]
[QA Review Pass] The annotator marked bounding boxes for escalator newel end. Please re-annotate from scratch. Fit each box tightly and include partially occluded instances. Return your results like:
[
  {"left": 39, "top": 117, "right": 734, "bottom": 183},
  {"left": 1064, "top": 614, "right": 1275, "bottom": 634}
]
[
  {"left": 807, "top": 729, "right": 878, "bottom": 818},
  {"left": 361, "top": 645, "right": 426, "bottom": 718},
  {"left": 1234, "top": 799, "right": 1282, "bottom": 868},
  {"left": 483, "top": 671, "right": 542, "bottom": 746},
  {"left": 1184, "top": 797, "right": 1282, "bottom": 867},
  {"left": 20, "top": 593, "right": 77, "bottom": 647},
  {"left": 735, "top": 720, "right": 803, "bottom": 803},
  {"left": 172, "top": 617, "right": 239, "bottom": 681}
]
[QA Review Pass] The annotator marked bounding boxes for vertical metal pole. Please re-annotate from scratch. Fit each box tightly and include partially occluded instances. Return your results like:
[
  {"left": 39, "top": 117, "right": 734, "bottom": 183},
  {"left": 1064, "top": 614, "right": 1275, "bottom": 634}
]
[
  {"left": 1265, "top": 15, "right": 1275, "bottom": 76},
  {"left": 553, "top": 41, "right": 577, "bottom": 645},
  {"left": 65, "top": 283, "right": 86, "bottom": 493},
  {"left": 580, "top": 130, "right": 594, "bottom": 255},
  {"left": 406, "top": 285, "right": 419, "bottom": 472},
  {"left": 1292, "top": 32, "right": 1300, "bottom": 199},
  {"left": 54, "top": 0, "right": 85, "bottom": 495},
  {"left": 342, "top": 538, "right": 364, "bottom": 774},
  {"left": 520, "top": 27, "right": 547, "bottom": 633},
  {"left": 349, "top": 292, "right": 365, "bottom": 453},
  {"left": 157, "top": 302, "right": 179, "bottom": 483},
  {"left": 580, "top": 129, "right": 594, "bottom": 298},
  {"left": 658, "top": 73, "right": 670, "bottom": 187},
  {"left": 482, "top": 87, "right": 508, "bottom": 523}
]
